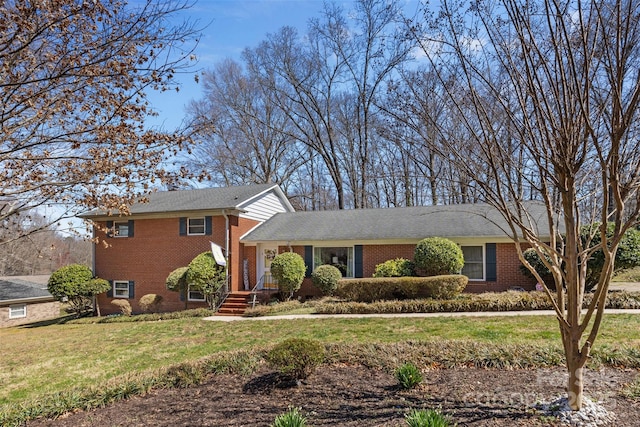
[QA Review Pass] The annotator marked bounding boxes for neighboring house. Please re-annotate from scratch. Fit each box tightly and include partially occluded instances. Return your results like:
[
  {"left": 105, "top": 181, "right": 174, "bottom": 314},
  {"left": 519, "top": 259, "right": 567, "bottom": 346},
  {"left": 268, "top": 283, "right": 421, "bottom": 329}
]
[
  {"left": 80, "top": 184, "right": 294, "bottom": 314},
  {"left": 241, "top": 203, "right": 547, "bottom": 297},
  {"left": 0, "top": 275, "right": 60, "bottom": 327},
  {"left": 82, "top": 184, "right": 547, "bottom": 314}
]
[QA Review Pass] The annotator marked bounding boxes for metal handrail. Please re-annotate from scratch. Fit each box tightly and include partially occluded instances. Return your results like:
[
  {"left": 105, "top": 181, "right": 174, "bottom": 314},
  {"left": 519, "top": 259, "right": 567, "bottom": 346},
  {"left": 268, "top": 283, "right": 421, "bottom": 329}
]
[
  {"left": 249, "top": 273, "right": 279, "bottom": 308},
  {"left": 213, "top": 280, "right": 230, "bottom": 312}
]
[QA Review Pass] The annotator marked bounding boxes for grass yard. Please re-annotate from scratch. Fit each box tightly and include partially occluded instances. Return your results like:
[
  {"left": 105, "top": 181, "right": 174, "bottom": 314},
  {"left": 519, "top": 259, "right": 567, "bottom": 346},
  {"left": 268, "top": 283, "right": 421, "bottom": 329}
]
[
  {"left": 614, "top": 266, "right": 640, "bottom": 282},
  {"left": 2, "top": 314, "right": 640, "bottom": 408}
]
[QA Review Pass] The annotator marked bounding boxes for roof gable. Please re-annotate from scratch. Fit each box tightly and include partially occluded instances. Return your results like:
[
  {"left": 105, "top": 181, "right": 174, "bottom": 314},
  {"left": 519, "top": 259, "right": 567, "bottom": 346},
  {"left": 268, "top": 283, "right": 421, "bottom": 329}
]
[{"left": 80, "top": 184, "right": 293, "bottom": 219}]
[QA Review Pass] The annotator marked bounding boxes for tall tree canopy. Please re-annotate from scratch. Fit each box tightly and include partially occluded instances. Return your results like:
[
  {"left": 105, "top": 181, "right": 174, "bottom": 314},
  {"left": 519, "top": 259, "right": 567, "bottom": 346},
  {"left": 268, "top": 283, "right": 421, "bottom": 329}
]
[{"left": 0, "top": 0, "right": 199, "bottom": 244}]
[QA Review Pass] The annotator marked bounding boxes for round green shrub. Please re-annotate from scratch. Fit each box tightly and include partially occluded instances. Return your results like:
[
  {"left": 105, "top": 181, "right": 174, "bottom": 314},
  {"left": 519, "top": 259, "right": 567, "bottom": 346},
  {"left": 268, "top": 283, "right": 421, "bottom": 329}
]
[
  {"left": 166, "top": 266, "right": 189, "bottom": 291},
  {"left": 48, "top": 264, "right": 95, "bottom": 314},
  {"left": 110, "top": 299, "right": 132, "bottom": 316},
  {"left": 266, "top": 338, "right": 325, "bottom": 380},
  {"left": 270, "top": 252, "right": 306, "bottom": 299},
  {"left": 139, "top": 294, "right": 163, "bottom": 313},
  {"left": 80, "top": 278, "right": 111, "bottom": 296},
  {"left": 414, "top": 237, "right": 464, "bottom": 276},
  {"left": 186, "top": 252, "right": 226, "bottom": 308},
  {"left": 47, "top": 264, "right": 94, "bottom": 299},
  {"left": 373, "top": 258, "right": 415, "bottom": 277},
  {"left": 311, "top": 264, "right": 343, "bottom": 295}
]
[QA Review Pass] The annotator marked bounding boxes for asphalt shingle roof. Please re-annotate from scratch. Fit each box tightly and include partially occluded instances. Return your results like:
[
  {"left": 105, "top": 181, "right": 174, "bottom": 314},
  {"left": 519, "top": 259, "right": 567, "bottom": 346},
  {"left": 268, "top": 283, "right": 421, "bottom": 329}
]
[
  {"left": 242, "top": 202, "right": 552, "bottom": 242},
  {"left": 80, "top": 184, "right": 278, "bottom": 217},
  {"left": 0, "top": 277, "right": 53, "bottom": 302}
]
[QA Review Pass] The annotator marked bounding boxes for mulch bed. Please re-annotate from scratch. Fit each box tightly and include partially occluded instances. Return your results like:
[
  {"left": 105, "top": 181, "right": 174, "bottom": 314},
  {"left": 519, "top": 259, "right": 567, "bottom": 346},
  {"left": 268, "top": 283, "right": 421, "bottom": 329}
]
[{"left": 27, "top": 365, "right": 640, "bottom": 426}]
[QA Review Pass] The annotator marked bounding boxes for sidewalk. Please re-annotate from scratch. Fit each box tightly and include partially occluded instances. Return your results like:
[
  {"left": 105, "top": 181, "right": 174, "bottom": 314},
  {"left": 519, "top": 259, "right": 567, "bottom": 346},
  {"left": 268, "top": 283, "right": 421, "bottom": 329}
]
[{"left": 203, "top": 308, "right": 640, "bottom": 322}]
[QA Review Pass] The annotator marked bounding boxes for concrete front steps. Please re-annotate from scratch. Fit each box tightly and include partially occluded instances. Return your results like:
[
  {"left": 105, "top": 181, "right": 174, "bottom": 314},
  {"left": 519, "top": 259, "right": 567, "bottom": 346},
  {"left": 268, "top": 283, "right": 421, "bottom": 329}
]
[{"left": 216, "top": 291, "right": 252, "bottom": 316}]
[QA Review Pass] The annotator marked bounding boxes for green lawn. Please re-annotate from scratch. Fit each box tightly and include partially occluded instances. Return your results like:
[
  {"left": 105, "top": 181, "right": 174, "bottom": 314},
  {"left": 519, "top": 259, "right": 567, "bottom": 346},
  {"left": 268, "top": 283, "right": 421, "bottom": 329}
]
[{"left": 2, "top": 313, "right": 640, "bottom": 408}]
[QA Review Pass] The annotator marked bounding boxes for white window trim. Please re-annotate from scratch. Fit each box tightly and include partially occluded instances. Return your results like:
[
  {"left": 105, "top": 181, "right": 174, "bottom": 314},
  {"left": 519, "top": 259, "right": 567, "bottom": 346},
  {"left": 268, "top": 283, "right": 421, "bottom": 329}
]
[
  {"left": 187, "top": 217, "right": 206, "bottom": 236},
  {"left": 9, "top": 304, "right": 27, "bottom": 319},
  {"left": 313, "top": 246, "right": 354, "bottom": 278},
  {"left": 113, "top": 280, "right": 130, "bottom": 298},
  {"left": 188, "top": 287, "right": 206, "bottom": 302},
  {"left": 461, "top": 245, "right": 485, "bottom": 281},
  {"left": 113, "top": 221, "right": 129, "bottom": 238}
]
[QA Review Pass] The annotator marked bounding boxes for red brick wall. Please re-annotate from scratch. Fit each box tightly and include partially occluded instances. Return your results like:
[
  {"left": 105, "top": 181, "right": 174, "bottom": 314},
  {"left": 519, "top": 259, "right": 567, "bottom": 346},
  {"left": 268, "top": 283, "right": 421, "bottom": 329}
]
[
  {"left": 289, "top": 242, "right": 535, "bottom": 299},
  {"left": 0, "top": 301, "right": 60, "bottom": 328},
  {"left": 362, "top": 244, "right": 416, "bottom": 278},
  {"left": 94, "top": 215, "right": 258, "bottom": 314}
]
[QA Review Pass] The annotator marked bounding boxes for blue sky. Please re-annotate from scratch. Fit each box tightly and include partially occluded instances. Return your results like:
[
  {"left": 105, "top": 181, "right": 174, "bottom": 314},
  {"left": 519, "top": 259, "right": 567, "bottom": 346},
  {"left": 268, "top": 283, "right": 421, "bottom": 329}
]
[
  {"left": 147, "top": 0, "right": 339, "bottom": 130},
  {"left": 146, "top": 0, "right": 421, "bottom": 131}
]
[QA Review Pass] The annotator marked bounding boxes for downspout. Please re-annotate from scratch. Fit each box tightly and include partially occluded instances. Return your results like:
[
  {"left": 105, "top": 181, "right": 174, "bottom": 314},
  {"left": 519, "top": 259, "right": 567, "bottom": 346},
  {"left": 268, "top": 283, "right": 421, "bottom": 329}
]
[{"left": 222, "top": 210, "right": 230, "bottom": 293}]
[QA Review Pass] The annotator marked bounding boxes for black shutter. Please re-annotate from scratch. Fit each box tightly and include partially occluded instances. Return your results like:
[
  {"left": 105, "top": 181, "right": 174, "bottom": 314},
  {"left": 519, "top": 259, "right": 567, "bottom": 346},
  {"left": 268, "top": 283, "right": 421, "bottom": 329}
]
[
  {"left": 106, "top": 280, "right": 113, "bottom": 297},
  {"left": 128, "top": 281, "right": 135, "bottom": 299},
  {"left": 179, "top": 217, "right": 187, "bottom": 235},
  {"left": 106, "top": 221, "right": 114, "bottom": 238},
  {"left": 205, "top": 216, "right": 212, "bottom": 235},
  {"left": 304, "top": 246, "right": 313, "bottom": 278},
  {"left": 354, "top": 245, "right": 363, "bottom": 278},
  {"left": 486, "top": 243, "right": 497, "bottom": 282},
  {"left": 127, "top": 220, "right": 134, "bottom": 237},
  {"left": 180, "top": 287, "right": 185, "bottom": 301}
]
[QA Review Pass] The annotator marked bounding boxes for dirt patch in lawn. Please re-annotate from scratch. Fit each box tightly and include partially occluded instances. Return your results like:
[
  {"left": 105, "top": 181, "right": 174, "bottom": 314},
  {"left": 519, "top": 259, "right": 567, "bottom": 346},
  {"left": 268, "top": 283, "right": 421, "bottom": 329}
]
[{"left": 27, "top": 365, "right": 640, "bottom": 426}]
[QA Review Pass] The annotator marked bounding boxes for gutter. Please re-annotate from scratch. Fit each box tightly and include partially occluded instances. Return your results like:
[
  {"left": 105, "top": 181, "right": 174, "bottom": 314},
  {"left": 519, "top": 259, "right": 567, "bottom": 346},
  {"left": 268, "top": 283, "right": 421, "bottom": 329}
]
[{"left": 222, "top": 209, "right": 230, "bottom": 291}]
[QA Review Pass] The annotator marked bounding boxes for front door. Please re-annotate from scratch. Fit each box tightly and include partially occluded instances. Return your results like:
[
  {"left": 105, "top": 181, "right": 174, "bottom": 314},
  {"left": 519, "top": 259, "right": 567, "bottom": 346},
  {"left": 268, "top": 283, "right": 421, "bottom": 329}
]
[{"left": 257, "top": 245, "right": 278, "bottom": 290}]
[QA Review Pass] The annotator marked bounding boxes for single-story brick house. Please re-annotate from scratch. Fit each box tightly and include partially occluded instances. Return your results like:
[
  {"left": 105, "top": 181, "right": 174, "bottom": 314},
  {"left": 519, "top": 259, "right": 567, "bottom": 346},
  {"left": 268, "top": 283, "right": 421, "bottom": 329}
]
[
  {"left": 240, "top": 203, "right": 542, "bottom": 298},
  {"left": 0, "top": 276, "right": 60, "bottom": 327},
  {"left": 82, "top": 184, "right": 544, "bottom": 314}
]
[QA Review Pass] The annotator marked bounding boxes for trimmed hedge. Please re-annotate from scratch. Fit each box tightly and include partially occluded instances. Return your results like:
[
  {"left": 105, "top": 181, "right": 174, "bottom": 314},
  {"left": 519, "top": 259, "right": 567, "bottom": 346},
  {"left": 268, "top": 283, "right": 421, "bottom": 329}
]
[
  {"left": 314, "top": 290, "right": 640, "bottom": 314},
  {"left": 336, "top": 275, "right": 468, "bottom": 302}
]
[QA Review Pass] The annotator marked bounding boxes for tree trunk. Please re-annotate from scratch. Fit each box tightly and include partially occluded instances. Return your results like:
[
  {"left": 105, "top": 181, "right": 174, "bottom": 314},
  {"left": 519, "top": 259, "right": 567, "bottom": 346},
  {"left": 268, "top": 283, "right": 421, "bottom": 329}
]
[{"left": 568, "top": 361, "right": 584, "bottom": 410}]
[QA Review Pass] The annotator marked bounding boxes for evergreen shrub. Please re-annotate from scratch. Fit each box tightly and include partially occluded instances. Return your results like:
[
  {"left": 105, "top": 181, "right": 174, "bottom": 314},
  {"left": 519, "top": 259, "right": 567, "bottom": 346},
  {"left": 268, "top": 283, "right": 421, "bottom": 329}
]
[
  {"left": 373, "top": 258, "right": 415, "bottom": 277},
  {"left": 336, "top": 275, "right": 468, "bottom": 302},
  {"left": 311, "top": 264, "right": 343, "bottom": 295},
  {"left": 270, "top": 252, "right": 306, "bottom": 299},
  {"left": 414, "top": 237, "right": 464, "bottom": 276},
  {"left": 266, "top": 338, "right": 325, "bottom": 380}
]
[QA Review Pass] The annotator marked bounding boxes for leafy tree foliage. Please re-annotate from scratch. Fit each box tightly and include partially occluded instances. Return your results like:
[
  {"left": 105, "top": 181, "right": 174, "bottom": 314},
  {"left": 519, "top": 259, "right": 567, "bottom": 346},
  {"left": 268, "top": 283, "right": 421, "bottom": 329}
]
[
  {"left": 47, "top": 264, "right": 96, "bottom": 315},
  {"left": 186, "top": 252, "right": 226, "bottom": 309},
  {"left": 270, "top": 252, "right": 306, "bottom": 300},
  {"left": 413, "top": 238, "right": 464, "bottom": 277},
  {"left": 0, "top": 0, "right": 198, "bottom": 244},
  {"left": 521, "top": 225, "right": 640, "bottom": 291}
]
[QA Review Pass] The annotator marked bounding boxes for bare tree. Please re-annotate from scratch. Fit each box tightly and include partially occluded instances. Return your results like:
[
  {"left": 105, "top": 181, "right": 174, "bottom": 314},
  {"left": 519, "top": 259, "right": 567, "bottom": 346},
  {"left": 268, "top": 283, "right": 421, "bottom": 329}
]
[
  {"left": 186, "top": 58, "right": 306, "bottom": 186},
  {"left": 410, "top": 0, "right": 640, "bottom": 410},
  {"left": 312, "top": 0, "right": 414, "bottom": 208},
  {"left": 0, "top": 0, "right": 199, "bottom": 244}
]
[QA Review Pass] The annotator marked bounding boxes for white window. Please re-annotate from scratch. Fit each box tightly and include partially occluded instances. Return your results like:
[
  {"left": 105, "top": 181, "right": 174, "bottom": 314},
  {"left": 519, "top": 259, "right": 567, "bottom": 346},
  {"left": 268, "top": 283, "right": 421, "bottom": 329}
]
[
  {"left": 461, "top": 246, "right": 484, "bottom": 280},
  {"left": 113, "top": 281, "right": 130, "bottom": 298},
  {"left": 314, "top": 247, "right": 353, "bottom": 277},
  {"left": 9, "top": 304, "right": 26, "bottom": 319},
  {"left": 187, "top": 218, "right": 205, "bottom": 235},
  {"left": 188, "top": 287, "right": 206, "bottom": 302},
  {"left": 114, "top": 221, "right": 129, "bottom": 237}
]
